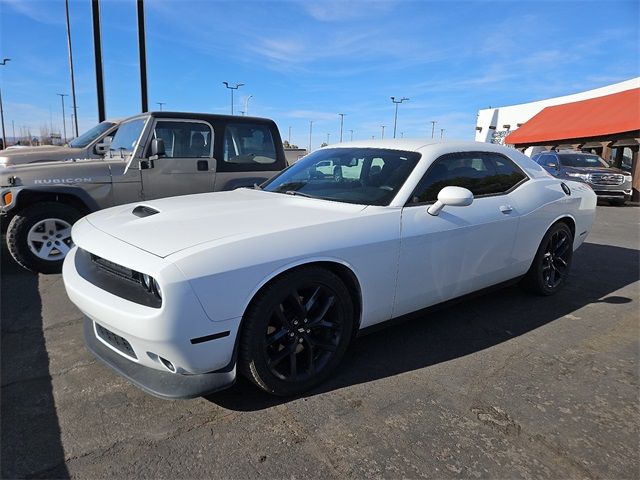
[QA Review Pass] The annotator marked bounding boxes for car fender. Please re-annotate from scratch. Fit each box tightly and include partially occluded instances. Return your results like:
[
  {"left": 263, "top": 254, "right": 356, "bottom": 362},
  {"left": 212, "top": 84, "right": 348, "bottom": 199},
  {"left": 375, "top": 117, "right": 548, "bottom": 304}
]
[{"left": 13, "top": 185, "right": 101, "bottom": 213}]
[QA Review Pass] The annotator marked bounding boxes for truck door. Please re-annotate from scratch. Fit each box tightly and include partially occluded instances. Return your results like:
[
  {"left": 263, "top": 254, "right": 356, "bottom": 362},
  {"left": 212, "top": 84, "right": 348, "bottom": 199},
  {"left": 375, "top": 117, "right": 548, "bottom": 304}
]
[{"left": 141, "top": 119, "right": 216, "bottom": 200}]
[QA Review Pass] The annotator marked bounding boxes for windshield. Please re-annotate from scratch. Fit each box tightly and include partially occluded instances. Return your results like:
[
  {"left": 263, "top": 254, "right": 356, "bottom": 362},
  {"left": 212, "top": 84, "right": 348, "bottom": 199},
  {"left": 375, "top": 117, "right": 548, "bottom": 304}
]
[
  {"left": 68, "top": 121, "right": 116, "bottom": 148},
  {"left": 262, "top": 147, "right": 421, "bottom": 206},
  {"left": 558, "top": 154, "right": 608, "bottom": 168},
  {"left": 109, "top": 118, "right": 147, "bottom": 156}
]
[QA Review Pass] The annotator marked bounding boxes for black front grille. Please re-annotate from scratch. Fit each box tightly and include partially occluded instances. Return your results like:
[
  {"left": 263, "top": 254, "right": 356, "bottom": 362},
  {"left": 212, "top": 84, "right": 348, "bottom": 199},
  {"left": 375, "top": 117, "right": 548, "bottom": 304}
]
[
  {"left": 95, "top": 323, "right": 137, "bottom": 359},
  {"left": 91, "top": 254, "right": 142, "bottom": 285},
  {"left": 589, "top": 173, "right": 624, "bottom": 186}
]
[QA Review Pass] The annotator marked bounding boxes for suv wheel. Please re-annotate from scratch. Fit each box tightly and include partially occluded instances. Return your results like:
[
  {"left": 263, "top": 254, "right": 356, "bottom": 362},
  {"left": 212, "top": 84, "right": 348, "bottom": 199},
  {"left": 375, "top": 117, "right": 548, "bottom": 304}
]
[{"left": 6, "top": 202, "right": 83, "bottom": 274}]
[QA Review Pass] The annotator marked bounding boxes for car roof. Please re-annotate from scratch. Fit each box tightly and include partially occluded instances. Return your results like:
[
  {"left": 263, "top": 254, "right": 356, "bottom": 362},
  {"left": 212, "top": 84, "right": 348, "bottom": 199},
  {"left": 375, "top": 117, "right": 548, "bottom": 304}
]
[{"left": 320, "top": 138, "right": 520, "bottom": 154}]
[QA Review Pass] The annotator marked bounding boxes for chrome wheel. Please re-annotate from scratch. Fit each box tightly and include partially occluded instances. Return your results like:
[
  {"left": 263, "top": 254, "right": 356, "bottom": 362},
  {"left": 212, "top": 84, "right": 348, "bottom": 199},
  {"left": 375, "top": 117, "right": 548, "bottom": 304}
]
[
  {"left": 264, "top": 284, "right": 344, "bottom": 382},
  {"left": 541, "top": 229, "right": 571, "bottom": 289},
  {"left": 26, "top": 218, "right": 73, "bottom": 261}
]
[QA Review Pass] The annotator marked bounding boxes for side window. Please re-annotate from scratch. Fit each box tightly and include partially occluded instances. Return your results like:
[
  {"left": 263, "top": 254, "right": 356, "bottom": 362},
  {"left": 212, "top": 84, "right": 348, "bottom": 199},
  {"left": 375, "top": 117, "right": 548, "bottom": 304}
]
[
  {"left": 409, "top": 152, "right": 527, "bottom": 204},
  {"left": 539, "top": 154, "right": 557, "bottom": 167},
  {"left": 152, "top": 121, "right": 212, "bottom": 158},
  {"left": 223, "top": 124, "right": 277, "bottom": 165}
]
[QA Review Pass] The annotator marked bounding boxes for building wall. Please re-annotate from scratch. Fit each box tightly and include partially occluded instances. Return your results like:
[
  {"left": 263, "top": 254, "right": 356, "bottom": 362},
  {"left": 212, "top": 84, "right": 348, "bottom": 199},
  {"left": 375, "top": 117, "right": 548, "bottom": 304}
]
[{"left": 475, "top": 78, "right": 640, "bottom": 153}]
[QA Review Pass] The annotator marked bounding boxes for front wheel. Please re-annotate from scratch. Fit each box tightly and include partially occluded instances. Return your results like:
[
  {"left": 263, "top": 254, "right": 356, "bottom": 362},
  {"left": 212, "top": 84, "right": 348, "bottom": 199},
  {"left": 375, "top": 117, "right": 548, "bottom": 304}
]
[
  {"left": 6, "top": 202, "right": 82, "bottom": 274},
  {"left": 521, "top": 222, "right": 574, "bottom": 296},
  {"left": 239, "top": 267, "right": 354, "bottom": 396}
]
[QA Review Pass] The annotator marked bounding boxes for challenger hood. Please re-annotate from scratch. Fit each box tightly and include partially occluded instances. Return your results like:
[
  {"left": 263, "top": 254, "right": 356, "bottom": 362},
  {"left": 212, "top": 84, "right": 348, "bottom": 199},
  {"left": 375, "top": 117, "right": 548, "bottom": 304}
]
[{"left": 84, "top": 188, "right": 367, "bottom": 257}]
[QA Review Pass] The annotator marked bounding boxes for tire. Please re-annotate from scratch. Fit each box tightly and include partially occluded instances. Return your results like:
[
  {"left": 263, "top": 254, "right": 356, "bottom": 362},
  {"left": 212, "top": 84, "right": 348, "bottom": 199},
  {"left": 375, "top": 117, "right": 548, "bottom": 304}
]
[
  {"left": 521, "top": 222, "right": 574, "bottom": 296},
  {"left": 239, "top": 267, "right": 355, "bottom": 396},
  {"left": 6, "top": 202, "right": 83, "bottom": 274}
]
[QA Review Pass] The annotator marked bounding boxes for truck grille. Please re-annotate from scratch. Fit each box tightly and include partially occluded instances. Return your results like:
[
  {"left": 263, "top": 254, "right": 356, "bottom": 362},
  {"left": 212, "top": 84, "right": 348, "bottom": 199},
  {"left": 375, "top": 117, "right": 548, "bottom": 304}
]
[
  {"left": 95, "top": 323, "right": 137, "bottom": 359},
  {"left": 589, "top": 173, "right": 624, "bottom": 186}
]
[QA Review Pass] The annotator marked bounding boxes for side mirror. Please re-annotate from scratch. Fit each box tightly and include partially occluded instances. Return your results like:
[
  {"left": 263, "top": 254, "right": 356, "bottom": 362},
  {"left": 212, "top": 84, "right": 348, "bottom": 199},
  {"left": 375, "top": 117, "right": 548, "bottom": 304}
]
[
  {"left": 94, "top": 136, "right": 113, "bottom": 155},
  {"left": 427, "top": 186, "right": 474, "bottom": 216},
  {"left": 150, "top": 138, "right": 165, "bottom": 158}
]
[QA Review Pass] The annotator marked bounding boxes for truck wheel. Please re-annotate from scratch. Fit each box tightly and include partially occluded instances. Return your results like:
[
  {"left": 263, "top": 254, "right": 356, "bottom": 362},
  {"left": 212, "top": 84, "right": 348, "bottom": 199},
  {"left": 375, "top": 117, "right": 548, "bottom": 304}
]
[{"left": 6, "top": 202, "right": 83, "bottom": 274}]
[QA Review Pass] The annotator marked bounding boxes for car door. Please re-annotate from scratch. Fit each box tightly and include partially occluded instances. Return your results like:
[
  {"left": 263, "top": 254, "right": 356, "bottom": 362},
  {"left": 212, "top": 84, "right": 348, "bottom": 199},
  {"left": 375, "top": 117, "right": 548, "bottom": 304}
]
[
  {"left": 141, "top": 119, "right": 216, "bottom": 200},
  {"left": 393, "top": 151, "right": 529, "bottom": 317},
  {"left": 213, "top": 122, "right": 286, "bottom": 191}
]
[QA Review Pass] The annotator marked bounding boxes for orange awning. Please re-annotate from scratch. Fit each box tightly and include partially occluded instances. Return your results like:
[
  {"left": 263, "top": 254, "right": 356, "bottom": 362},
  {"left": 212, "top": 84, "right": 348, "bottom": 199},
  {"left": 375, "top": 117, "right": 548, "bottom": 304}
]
[{"left": 505, "top": 88, "right": 640, "bottom": 146}]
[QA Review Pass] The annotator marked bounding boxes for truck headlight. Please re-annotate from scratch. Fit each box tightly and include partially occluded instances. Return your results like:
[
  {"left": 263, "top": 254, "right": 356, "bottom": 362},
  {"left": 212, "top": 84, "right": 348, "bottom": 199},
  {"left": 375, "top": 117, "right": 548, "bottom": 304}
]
[{"left": 566, "top": 172, "right": 590, "bottom": 182}]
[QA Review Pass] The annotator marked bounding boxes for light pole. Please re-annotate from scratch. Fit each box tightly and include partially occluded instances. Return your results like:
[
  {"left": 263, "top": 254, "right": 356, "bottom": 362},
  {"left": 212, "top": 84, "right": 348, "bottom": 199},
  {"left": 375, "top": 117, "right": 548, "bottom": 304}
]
[
  {"left": 390, "top": 96, "right": 409, "bottom": 138},
  {"left": 349, "top": 129, "right": 354, "bottom": 141},
  {"left": 288, "top": 126, "right": 291, "bottom": 144},
  {"left": 381, "top": 125, "right": 386, "bottom": 139},
  {"left": 57, "top": 93, "right": 69, "bottom": 143},
  {"left": 222, "top": 82, "right": 244, "bottom": 115},
  {"left": 65, "top": 0, "right": 79, "bottom": 136},
  {"left": 308, "top": 120, "right": 313, "bottom": 152},
  {"left": 338, "top": 113, "right": 346, "bottom": 142},
  {"left": 430, "top": 120, "right": 437, "bottom": 139},
  {"left": 326, "top": 133, "right": 330, "bottom": 145},
  {"left": 244, "top": 95, "right": 252, "bottom": 116},
  {"left": 440, "top": 128, "right": 445, "bottom": 139},
  {"left": 156, "top": 102, "right": 165, "bottom": 111},
  {"left": 0, "top": 58, "right": 10, "bottom": 149}
]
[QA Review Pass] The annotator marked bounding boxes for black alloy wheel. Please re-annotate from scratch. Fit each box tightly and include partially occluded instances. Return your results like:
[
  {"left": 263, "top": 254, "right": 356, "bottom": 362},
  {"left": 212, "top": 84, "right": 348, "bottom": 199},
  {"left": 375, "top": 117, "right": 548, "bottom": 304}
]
[
  {"left": 521, "top": 221, "right": 574, "bottom": 296},
  {"left": 239, "top": 267, "right": 354, "bottom": 396}
]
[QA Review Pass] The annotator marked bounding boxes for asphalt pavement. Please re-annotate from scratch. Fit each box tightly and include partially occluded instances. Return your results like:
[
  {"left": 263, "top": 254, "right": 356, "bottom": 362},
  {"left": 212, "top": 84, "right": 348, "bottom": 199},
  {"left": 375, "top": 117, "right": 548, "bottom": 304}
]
[{"left": 1, "top": 205, "right": 638, "bottom": 479}]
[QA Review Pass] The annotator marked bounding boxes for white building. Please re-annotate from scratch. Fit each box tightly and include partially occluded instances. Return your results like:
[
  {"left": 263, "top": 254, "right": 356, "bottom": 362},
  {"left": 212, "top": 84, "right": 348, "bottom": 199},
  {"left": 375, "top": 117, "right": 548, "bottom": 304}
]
[{"left": 475, "top": 77, "right": 640, "bottom": 152}]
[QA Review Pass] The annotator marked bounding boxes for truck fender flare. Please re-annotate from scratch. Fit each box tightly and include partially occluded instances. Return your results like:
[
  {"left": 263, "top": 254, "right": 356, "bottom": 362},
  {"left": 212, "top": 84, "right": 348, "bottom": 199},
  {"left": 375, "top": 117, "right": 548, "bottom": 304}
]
[{"left": 15, "top": 186, "right": 100, "bottom": 213}]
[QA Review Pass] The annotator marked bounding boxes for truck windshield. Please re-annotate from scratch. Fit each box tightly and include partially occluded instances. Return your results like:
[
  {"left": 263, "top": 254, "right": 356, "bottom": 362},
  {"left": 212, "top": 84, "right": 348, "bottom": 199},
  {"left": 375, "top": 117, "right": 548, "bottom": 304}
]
[
  {"left": 109, "top": 118, "right": 147, "bottom": 156},
  {"left": 262, "top": 147, "right": 421, "bottom": 206},
  {"left": 68, "top": 121, "right": 115, "bottom": 148},
  {"left": 558, "top": 154, "right": 608, "bottom": 168}
]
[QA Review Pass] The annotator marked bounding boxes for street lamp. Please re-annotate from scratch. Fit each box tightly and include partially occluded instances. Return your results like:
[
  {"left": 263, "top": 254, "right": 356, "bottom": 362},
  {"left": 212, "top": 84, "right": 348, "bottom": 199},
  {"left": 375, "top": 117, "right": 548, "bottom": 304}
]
[
  {"left": 288, "top": 126, "right": 292, "bottom": 144},
  {"left": 308, "top": 120, "right": 314, "bottom": 152},
  {"left": 156, "top": 102, "right": 166, "bottom": 111},
  {"left": 381, "top": 125, "right": 386, "bottom": 139},
  {"left": 222, "top": 82, "right": 244, "bottom": 115},
  {"left": 326, "top": 133, "right": 330, "bottom": 145},
  {"left": 390, "top": 96, "right": 409, "bottom": 139},
  {"left": 349, "top": 129, "right": 354, "bottom": 141},
  {"left": 440, "top": 128, "right": 445, "bottom": 139},
  {"left": 57, "top": 93, "right": 69, "bottom": 143},
  {"left": 244, "top": 95, "right": 252, "bottom": 116},
  {"left": 430, "top": 120, "right": 437, "bottom": 139},
  {"left": 0, "top": 58, "right": 10, "bottom": 149},
  {"left": 338, "top": 113, "right": 346, "bottom": 142},
  {"left": 65, "top": 0, "right": 79, "bottom": 137}
]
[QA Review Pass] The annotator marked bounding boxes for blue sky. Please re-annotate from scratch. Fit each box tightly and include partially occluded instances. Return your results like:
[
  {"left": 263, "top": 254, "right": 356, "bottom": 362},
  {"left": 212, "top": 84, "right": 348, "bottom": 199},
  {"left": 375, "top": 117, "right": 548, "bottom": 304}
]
[{"left": 0, "top": 0, "right": 638, "bottom": 148}]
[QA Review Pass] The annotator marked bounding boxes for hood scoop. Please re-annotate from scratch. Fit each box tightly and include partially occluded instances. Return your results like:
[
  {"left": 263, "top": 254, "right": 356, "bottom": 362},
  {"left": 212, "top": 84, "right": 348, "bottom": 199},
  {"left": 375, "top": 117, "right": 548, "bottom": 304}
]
[{"left": 132, "top": 205, "right": 160, "bottom": 218}]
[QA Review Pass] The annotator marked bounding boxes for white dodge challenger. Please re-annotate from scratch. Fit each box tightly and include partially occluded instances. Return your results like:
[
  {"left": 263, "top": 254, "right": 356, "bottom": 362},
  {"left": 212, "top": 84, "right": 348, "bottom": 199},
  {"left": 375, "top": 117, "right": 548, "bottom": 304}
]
[{"left": 63, "top": 140, "right": 596, "bottom": 398}]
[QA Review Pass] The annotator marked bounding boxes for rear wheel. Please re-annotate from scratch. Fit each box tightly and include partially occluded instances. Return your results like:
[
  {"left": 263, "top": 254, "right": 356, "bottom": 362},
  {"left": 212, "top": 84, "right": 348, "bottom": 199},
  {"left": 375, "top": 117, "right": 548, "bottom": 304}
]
[
  {"left": 6, "top": 202, "right": 82, "bottom": 274},
  {"left": 521, "top": 222, "right": 574, "bottom": 296},
  {"left": 239, "top": 267, "right": 354, "bottom": 396}
]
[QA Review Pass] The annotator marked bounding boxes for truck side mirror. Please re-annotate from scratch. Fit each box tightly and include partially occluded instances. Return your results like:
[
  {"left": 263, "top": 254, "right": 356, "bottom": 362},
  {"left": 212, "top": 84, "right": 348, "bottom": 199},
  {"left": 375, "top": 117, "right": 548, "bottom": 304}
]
[
  {"left": 150, "top": 138, "right": 165, "bottom": 158},
  {"left": 94, "top": 136, "right": 113, "bottom": 155}
]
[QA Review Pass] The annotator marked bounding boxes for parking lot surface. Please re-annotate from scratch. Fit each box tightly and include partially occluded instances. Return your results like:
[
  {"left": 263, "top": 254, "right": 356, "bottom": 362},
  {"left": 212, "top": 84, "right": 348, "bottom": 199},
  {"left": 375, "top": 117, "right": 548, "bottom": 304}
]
[{"left": 2, "top": 205, "right": 639, "bottom": 479}]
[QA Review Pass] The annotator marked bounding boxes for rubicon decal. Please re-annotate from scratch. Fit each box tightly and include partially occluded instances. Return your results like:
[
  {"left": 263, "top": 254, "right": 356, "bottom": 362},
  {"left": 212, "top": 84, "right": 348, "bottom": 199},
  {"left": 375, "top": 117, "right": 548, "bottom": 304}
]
[{"left": 34, "top": 177, "right": 92, "bottom": 184}]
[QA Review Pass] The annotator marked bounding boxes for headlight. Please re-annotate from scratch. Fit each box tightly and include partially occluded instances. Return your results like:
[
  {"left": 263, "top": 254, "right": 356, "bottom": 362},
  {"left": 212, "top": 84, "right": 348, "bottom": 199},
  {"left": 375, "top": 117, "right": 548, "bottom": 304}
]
[
  {"left": 152, "top": 278, "right": 162, "bottom": 300},
  {"left": 141, "top": 273, "right": 152, "bottom": 290},
  {"left": 566, "top": 172, "right": 590, "bottom": 181}
]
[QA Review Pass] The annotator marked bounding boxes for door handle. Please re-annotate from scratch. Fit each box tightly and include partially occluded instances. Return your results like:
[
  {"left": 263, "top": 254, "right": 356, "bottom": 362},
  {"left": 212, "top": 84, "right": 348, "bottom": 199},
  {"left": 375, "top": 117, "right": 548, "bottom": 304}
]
[
  {"left": 197, "top": 160, "right": 209, "bottom": 171},
  {"left": 500, "top": 205, "right": 513, "bottom": 214}
]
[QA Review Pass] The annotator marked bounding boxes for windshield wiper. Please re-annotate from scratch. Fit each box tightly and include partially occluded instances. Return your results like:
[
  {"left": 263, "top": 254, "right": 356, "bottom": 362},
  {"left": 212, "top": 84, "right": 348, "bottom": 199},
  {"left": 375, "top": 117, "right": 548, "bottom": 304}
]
[{"left": 284, "top": 190, "right": 318, "bottom": 199}]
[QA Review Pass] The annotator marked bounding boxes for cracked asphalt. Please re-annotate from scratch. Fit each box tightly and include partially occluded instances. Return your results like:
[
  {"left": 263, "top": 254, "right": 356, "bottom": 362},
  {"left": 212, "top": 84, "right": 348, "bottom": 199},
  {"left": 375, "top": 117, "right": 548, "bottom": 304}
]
[{"left": 1, "top": 205, "right": 639, "bottom": 479}]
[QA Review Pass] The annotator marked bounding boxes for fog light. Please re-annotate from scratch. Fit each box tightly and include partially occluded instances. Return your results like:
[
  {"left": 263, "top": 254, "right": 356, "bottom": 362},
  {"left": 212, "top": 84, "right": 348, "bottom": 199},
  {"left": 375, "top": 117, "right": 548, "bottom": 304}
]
[{"left": 159, "top": 357, "right": 175, "bottom": 372}]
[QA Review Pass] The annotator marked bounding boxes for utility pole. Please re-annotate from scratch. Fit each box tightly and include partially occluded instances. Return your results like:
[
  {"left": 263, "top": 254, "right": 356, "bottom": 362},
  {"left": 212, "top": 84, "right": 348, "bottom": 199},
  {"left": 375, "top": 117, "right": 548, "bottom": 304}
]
[
  {"left": 137, "top": 0, "right": 148, "bottom": 112},
  {"left": 156, "top": 102, "right": 165, "bottom": 111},
  {"left": 308, "top": 120, "right": 313, "bottom": 152},
  {"left": 326, "top": 133, "right": 330, "bottom": 145},
  {"left": 245, "top": 95, "right": 252, "bottom": 116},
  {"left": 440, "top": 128, "right": 445, "bottom": 139},
  {"left": 223, "top": 82, "right": 244, "bottom": 115},
  {"left": 390, "top": 96, "right": 409, "bottom": 138},
  {"left": 349, "top": 129, "right": 354, "bottom": 141},
  {"left": 288, "top": 126, "right": 291, "bottom": 144},
  {"left": 0, "top": 58, "right": 10, "bottom": 149},
  {"left": 381, "top": 125, "right": 386, "bottom": 139},
  {"left": 430, "top": 120, "right": 437, "bottom": 139},
  {"left": 91, "top": 0, "right": 106, "bottom": 121},
  {"left": 65, "top": 0, "right": 79, "bottom": 136},
  {"left": 57, "top": 93, "right": 68, "bottom": 143},
  {"left": 338, "top": 113, "right": 346, "bottom": 142}
]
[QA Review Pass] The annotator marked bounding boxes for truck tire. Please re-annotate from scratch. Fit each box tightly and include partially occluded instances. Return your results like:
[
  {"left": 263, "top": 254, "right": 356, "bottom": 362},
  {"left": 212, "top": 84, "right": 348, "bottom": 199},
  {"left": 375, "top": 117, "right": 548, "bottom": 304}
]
[{"left": 6, "top": 202, "right": 83, "bottom": 274}]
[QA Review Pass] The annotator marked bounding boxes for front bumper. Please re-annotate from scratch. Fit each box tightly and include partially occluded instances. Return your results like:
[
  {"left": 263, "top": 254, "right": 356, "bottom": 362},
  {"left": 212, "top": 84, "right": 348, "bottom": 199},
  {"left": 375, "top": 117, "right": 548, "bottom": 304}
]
[{"left": 84, "top": 318, "right": 235, "bottom": 399}]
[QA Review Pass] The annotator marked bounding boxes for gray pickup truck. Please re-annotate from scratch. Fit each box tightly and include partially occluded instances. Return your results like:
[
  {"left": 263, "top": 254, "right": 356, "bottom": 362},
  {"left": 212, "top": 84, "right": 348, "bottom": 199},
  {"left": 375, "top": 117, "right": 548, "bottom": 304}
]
[
  {"left": 1, "top": 111, "right": 287, "bottom": 273},
  {"left": 0, "top": 120, "right": 120, "bottom": 167}
]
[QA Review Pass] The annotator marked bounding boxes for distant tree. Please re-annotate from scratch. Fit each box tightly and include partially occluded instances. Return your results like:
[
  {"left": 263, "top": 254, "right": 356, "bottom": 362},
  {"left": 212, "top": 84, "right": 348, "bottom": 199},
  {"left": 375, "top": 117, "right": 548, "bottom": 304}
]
[{"left": 320, "top": 142, "right": 328, "bottom": 147}]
